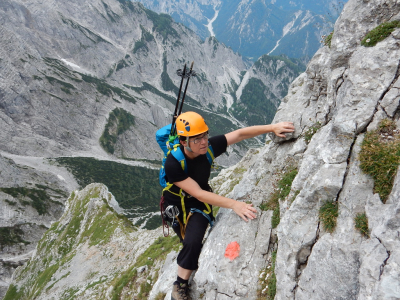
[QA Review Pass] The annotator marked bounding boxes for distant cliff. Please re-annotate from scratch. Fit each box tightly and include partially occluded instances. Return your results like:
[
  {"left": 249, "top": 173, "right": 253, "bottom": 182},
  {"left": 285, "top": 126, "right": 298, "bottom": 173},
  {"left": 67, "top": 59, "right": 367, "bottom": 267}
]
[
  {"left": 136, "top": 0, "right": 341, "bottom": 61},
  {"left": 0, "top": 0, "right": 303, "bottom": 162}
]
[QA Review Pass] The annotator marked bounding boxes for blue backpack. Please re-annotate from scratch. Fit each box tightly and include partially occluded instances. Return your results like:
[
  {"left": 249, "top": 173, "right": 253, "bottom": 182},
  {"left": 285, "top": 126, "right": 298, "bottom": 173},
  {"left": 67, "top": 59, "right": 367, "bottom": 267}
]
[{"left": 156, "top": 123, "right": 215, "bottom": 188}]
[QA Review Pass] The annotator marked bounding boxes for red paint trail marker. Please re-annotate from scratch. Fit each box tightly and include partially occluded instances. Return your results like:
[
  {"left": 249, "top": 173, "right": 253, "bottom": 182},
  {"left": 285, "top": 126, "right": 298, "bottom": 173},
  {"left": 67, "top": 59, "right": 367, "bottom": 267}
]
[{"left": 225, "top": 241, "right": 240, "bottom": 261}]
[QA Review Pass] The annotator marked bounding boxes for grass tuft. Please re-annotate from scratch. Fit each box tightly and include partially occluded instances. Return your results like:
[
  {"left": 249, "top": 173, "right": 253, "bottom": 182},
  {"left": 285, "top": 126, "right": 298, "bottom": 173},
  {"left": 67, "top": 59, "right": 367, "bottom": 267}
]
[
  {"left": 304, "top": 122, "right": 322, "bottom": 144},
  {"left": 257, "top": 250, "right": 277, "bottom": 300},
  {"left": 358, "top": 119, "right": 400, "bottom": 203},
  {"left": 319, "top": 201, "right": 338, "bottom": 233},
  {"left": 361, "top": 20, "right": 400, "bottom": 47},
  {"left": 260, "top": 166, "right": 298, "bottom": 228},
  {"left": 355, "top": 213, "right": 369, "bottom": 238},
  {"left": 323, "top": 32, "right": 333, "bottom": 48},
  {"left": 155, "top": 292, "right": 167, "bottom": 300}
]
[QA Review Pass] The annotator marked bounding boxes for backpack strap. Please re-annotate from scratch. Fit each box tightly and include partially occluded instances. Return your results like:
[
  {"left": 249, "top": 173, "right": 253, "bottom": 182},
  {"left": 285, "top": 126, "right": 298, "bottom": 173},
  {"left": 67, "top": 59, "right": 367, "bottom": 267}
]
[
  {"left": 170, "top": 144, "right": 187, "bottom": 173},
  {"left": 206, "top": 144, "right": 215, "bottom": 166}
]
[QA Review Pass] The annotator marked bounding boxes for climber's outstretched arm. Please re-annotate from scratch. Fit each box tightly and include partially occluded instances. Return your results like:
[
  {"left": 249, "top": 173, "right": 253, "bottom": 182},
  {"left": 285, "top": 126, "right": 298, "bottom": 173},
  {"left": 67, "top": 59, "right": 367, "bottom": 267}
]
[{"left": 225, "top": 122, "right": 295, "bottom": 146}]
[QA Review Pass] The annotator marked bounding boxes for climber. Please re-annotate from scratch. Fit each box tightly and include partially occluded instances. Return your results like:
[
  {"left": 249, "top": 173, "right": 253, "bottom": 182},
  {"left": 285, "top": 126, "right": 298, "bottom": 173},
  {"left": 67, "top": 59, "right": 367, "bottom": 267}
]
[{"left": 164, "top": 111, "right": 294, "bottom": 300}]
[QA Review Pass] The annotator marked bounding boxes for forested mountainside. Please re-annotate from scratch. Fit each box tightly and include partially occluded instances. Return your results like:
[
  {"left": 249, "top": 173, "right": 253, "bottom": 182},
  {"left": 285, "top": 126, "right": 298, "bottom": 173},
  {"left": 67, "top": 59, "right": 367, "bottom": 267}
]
[
  {"left": 0, "top": 0, "right": 304, "bottom": 296},
  {"left": 4, "top": 0, "right": 400, "bottom": 299},
  {"left": 135, "top": 0, "right": 347, "bottom": 61}
]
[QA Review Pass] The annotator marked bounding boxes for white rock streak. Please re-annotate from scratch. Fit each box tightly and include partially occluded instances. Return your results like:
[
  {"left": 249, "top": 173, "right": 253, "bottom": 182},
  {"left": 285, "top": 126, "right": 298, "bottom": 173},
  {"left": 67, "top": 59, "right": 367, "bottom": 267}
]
[
  {"left": 60, "top": 58, "right": 92, "bottom": 75},
  {"left": 268, "top": 10, "right": 302, "bottom": 55},
  {"left": 206, "top": 7, "right": 219, "bottom": 37}
]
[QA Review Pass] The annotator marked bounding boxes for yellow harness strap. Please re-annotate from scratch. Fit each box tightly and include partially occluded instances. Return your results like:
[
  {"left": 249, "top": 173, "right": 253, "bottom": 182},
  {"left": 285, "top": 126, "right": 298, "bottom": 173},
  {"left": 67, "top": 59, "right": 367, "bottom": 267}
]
[{"left": 162, "top": 144, "right": 214, "bottom": 238}]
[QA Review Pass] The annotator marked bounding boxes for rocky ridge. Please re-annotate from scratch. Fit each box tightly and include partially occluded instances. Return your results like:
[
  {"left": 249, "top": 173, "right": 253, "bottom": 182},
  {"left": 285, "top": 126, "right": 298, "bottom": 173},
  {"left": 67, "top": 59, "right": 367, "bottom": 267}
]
[{"left": 3, "top": 183, "right": 167, "bottom": 300}]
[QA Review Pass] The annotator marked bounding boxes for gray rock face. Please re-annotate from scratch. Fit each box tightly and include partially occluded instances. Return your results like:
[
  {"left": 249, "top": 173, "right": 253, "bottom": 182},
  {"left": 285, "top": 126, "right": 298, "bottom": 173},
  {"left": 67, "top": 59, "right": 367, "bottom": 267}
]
[
  {"left": 150, "top": 0, "right": 400, "bottom": 299},
  {"left": 193, "top": 208, "right": 273, "bottom": 299}
]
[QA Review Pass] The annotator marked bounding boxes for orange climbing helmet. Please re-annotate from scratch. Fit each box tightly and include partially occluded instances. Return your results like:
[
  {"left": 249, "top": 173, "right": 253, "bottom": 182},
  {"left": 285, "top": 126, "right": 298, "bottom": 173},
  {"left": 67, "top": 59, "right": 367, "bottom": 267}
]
[{"left": 176, "top": 111, "right": 209, "bottom": 137}]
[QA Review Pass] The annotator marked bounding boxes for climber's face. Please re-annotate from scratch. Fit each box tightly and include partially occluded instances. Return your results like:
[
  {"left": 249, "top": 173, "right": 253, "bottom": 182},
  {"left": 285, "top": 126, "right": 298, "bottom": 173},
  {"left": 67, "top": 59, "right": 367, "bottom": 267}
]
[{"left": 181, "top": 132, "right": 209, "bottom": 155}]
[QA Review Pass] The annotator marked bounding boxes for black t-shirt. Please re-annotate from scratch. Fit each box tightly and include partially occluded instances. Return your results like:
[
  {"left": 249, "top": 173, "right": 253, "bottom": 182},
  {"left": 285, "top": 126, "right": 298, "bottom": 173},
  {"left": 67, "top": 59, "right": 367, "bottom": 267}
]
[{"left": 163, "top": 135, "right": 228, "bottom": 211}]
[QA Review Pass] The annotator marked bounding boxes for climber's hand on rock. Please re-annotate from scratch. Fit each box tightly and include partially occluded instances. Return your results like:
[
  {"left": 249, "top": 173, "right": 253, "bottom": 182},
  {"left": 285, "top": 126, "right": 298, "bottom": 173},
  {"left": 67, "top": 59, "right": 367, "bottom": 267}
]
[
  {"left": 232, "top": 201, "right": 257, "bottom": 222},
  {"left": 273, "top": 122, "right": 295, "bottom": 138}
]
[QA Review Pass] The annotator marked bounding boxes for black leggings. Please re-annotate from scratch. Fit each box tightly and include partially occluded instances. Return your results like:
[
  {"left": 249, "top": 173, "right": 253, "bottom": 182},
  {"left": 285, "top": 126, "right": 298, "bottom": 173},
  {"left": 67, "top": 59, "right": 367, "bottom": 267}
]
[{"left": 175, "top": 212, "right": 209, "bottom": 270}]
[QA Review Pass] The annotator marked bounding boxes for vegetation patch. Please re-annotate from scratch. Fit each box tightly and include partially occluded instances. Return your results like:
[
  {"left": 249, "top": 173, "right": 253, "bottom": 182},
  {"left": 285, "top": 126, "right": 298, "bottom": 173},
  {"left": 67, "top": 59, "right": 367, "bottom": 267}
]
[
  {"left": 155, "top": 293, "right": 167, "bottom": 300},
  {"left": 45, "top": 75, "right": 76, "bottom": 94},
  {"left": 4, "top": 187, "right": 139, "bottom": 300},
  {"left": 32, "top": 263, "right": 61, "bottom": 298},
  {"left": 355, "top": 213, "right": 369, "bottom": 238},
  {"left": 111, "top": 235, "right": 180, "bottom": 299},
  {"left": 125, "top": 82, "right": 175, "bottom": 104},
  {"left": 230, "top": 78, "right": 278, "bottom": 126},
  {"left": 0, "top": 226, "right": 30, "bottom": 250},
  {"left": 257, "top": 250, "right": 277, "bottom": 299},
  {"left": 60, "top": 287, "right": 80, "bottom": 299},
  {"left": 359, "top": 119, "right": 400, "bottom": 203},
  {"left": 322, "top": 31, "right": 333, "bottom": 48},
  {"left": 79, "top": 198, "right": 135, "bottom": 246},
  {"left": 4, "top": 199, "right": 17, "bottom": 206},
  {"left": 111, "top": 266, "right": 138, "bottom": 300},
  {"left": 135, "top": 235, "right": 180, "bottom": 267},
  {"left": 260, "top": 166, "right": 298, "bottom": 228},
  {"left": 101, "top": 1, "right": 121, "bottom": 23},
  {"left": 100, "top": 107, "right": 135, "bottom": 154},
  {"left": 42, "top": 90, "right": 66, "bottom": 102},
  {"left": 116, "top": 0, "right": 136, "bottom": 12},
  {"left": 79, "top": 73, "right": 136, "bottom": 103},
  {"left": 116, "top": 59, "right": 129, "bottom": 71},
  {"left": 60, "top": 15, "right": 112, "bottom": 45},
  {"left": 303, "top": 122, "right": 322, "bottom": 144},
  {"left": 142, "top": 214, "right": 163, "bottom": 230},
  {"left": 3, "top": 285, "right": 25, "bottom": 300},
  {"left": 133, "top": 26, "right": 155, "bottom": 54},
  {"left": 254, "top": 54, "right": 305, "bottom": 74},
  {"left": 212, "top": 205, "right": 220, "bottom": 217},
  {"left": 51, "top": 157, "right": 161, "bottom": 217},
  {"left": 361, "top": 20, "right": 400, "bottom": 47},
  {"left": 143, "top": 8, "right": 178, "bottom": 40},
  {"left": 210, "top": 166, "right": 246, "bottom": 197},
  {"left": 319, "top": 200, "right": 338, "bottom": 233},
  {"left": 0, "top": 187, "right": 54, "bottom": 215},
  {"left": 290, "top": 190, "right": 300, "bottom": 203},
  {"left": 43, "top": 57, "right": 82, "bottom": 81},
  {"left": 161, "top": 52, "right": 177, "bottom": 93}
]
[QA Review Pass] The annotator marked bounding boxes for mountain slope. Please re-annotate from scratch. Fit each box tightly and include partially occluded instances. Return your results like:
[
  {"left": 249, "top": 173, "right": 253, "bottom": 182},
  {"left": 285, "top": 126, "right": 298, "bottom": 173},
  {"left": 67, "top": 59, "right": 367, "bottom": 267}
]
[{"left": 3, "top": 184, "right": 170, "bottom": 300}]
